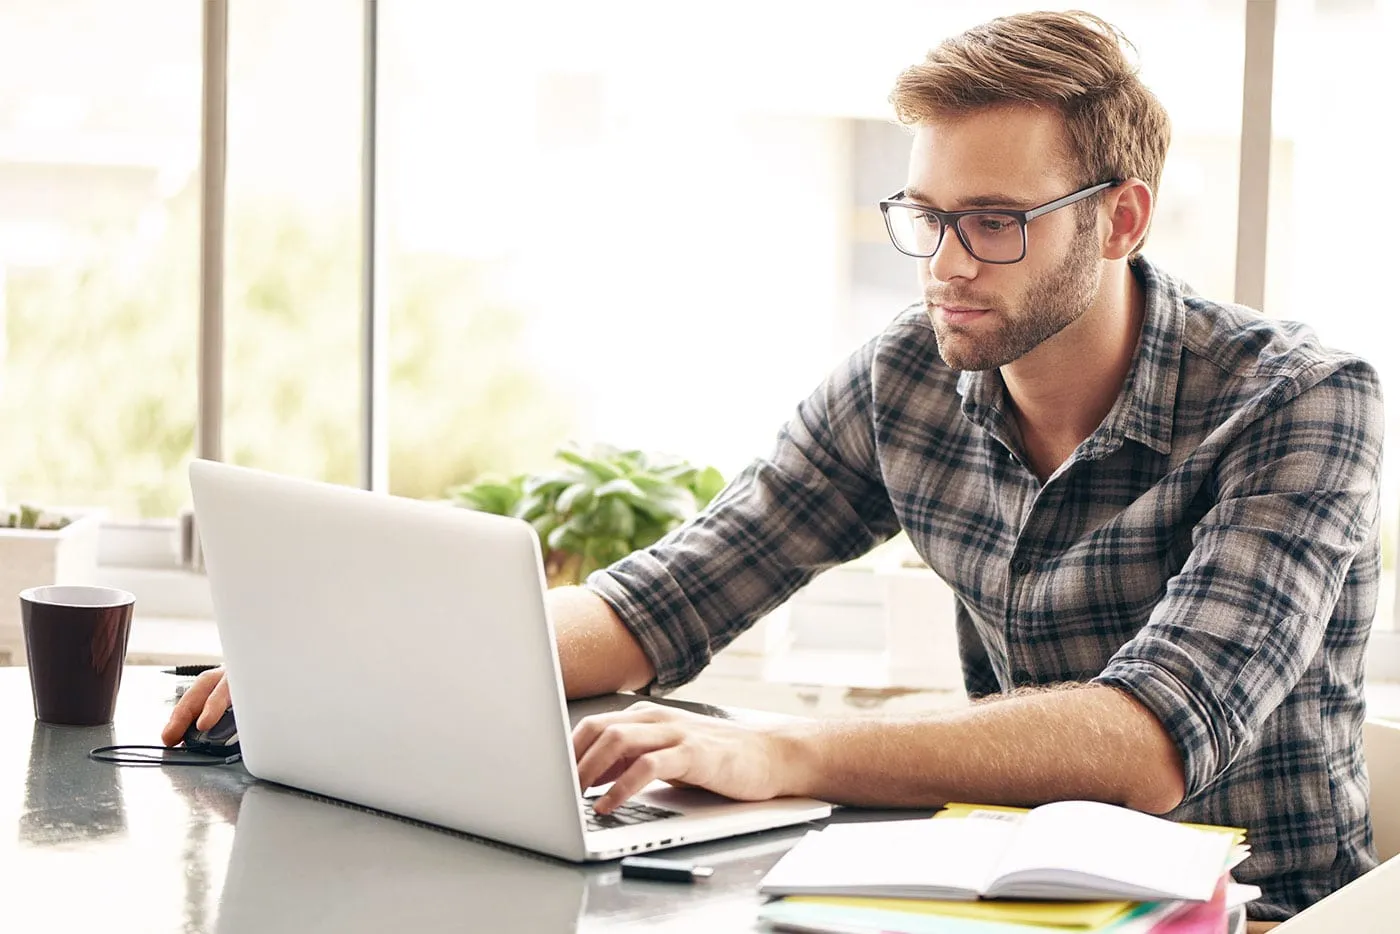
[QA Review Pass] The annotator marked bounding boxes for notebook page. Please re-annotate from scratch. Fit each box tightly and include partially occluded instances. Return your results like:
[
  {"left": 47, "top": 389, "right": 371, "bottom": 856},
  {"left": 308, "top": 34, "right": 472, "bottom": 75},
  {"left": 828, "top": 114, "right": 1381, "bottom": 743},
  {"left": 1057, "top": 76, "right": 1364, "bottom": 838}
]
[
  {"left": 986, "top": 800, "right": 1233, "bottom": 901},
  {"left": 757, "top": 818, "right": 1016, "bottom": 898}
]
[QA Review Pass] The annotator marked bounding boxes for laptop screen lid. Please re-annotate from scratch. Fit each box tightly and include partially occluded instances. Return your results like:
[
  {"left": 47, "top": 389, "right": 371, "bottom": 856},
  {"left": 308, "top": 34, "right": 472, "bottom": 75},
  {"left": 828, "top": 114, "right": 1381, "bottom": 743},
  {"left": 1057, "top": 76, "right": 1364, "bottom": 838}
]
[{"left": 189, "top": 458, "right": 591, "bottom": 861}]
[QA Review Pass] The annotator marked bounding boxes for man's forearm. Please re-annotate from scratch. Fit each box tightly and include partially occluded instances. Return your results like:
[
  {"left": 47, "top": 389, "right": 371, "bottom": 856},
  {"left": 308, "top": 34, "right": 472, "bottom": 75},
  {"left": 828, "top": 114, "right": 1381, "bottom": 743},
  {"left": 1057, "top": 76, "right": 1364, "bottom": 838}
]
[
  {"left": 549, "top": 586, "right": 656, "bottom": 699},
  {"left": 772, "top": 684, "right": 1187, "bottom": 814}
]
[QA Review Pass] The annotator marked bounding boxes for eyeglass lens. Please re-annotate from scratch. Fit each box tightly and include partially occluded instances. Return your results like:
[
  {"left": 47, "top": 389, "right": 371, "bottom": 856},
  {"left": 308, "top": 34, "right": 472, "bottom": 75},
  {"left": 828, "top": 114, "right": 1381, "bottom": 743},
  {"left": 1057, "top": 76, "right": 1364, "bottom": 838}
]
[{"left": 884, "top": 206, "right": 1024, "bottom": 262}]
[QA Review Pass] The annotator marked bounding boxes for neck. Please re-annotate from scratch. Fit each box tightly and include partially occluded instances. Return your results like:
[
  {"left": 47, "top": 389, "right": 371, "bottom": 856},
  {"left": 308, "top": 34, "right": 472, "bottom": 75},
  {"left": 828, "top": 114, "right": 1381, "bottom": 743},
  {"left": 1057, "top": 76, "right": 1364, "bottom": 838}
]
[{"left": 1001, "top": 261, "right": 1144, "bottom": 480}]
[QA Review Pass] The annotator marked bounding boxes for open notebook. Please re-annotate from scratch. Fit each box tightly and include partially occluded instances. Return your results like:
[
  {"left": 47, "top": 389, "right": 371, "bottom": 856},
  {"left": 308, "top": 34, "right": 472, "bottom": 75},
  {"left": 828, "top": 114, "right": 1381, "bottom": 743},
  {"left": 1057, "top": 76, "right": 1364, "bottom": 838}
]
[{"left": 758, "top": 800, "right": 1239, "bottom": 903}]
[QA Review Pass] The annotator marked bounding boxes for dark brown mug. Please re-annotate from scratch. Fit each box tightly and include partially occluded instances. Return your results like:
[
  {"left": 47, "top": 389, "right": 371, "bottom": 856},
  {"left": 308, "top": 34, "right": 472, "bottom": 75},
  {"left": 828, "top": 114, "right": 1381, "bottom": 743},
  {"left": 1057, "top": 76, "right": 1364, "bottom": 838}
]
[{"left": 20, "top": 585, "right": 135, "bottom": 726}]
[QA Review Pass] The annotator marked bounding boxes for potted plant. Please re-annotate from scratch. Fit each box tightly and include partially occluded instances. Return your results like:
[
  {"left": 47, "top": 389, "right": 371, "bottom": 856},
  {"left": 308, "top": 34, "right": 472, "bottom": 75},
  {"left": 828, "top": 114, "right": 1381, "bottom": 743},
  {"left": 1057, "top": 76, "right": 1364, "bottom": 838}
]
[
  {"left": 449, "top": 444, "right": 726, "bottom": 587},
  {"left": 0, "top": 504, "right": 104, "bottom": 663}
]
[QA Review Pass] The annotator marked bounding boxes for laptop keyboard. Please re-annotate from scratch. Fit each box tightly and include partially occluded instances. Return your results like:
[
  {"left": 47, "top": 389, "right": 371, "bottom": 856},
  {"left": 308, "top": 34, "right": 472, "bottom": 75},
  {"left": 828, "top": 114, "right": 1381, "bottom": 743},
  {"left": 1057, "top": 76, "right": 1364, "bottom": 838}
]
[{"left": 582, "top": 797, "right": 683, "bottom": 831}]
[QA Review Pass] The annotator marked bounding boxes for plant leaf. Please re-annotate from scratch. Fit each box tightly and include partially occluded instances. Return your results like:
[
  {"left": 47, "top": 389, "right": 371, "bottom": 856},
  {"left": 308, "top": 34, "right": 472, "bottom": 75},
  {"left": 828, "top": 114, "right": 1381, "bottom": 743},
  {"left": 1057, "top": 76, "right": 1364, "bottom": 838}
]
[
  {"left": 522, "top": 472, "right": 576, "bottom": 497},
  {"left": 632, "top": 519, "right": 670, "bottom": 549},
  {"left": 530, "top": 515, "right": 560, "bottom": 549},
  {"left": 513, "top": 492, "right": 552, "bottom": 522},
  {"left": 593, "top": 477, "right": 647, "bottom": 501},
  {"left": 547, "top": 523, "right": 585, "bottom": 555},
  {"left": 587, "top": 496, "right": 636, "bottom": 540},
  {"left": 634, "top": 484, "right": 695, "bottom": 523},
  {"left": 689, "top": 466, "right": 727, "bottom": 506},
  {"left": 449, "top": 477, "right": 523, "bottom": 515},
  {"left": 555, "top": 447, "right": 622, "bottom": 482},
  {"left": 555, "top": 481, "right": 596, "bottom": 516}
]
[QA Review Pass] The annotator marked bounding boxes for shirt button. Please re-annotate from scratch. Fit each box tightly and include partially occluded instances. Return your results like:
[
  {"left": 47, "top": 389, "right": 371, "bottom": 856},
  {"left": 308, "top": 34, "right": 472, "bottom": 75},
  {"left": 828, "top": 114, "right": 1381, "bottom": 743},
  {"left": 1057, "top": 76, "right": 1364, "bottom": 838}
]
[{"left": 1011, "top": 557, "right": 1032, "bottom": 574}]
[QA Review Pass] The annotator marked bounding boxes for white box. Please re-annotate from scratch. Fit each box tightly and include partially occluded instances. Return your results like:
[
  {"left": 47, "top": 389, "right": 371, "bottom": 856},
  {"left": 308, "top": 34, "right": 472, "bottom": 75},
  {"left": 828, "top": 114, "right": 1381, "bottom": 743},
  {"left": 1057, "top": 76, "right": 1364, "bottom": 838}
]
[
  {"left": 0, "top": 510, "right": 103, "bottom": 663},
  {"left": 778, "top": 563, "right": 964, "bottom": 691}
]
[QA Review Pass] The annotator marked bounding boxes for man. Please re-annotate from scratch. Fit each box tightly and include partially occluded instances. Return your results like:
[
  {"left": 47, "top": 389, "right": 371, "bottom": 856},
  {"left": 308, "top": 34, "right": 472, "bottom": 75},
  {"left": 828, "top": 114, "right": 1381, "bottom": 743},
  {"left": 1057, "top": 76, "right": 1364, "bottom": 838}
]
[{"left": 165, "top": 11, "right": 1382, "bottom": 925}]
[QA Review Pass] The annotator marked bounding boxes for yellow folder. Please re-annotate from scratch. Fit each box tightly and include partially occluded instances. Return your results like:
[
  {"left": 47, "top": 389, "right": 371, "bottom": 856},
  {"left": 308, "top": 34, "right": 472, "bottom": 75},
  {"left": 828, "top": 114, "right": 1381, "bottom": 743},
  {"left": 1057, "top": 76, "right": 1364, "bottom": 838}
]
[
  {"left": 786, "top": 893, "right": 1137, "bottom": 930},
  {"left": 781, "top": 802, "right": 1247, "bottom": 931},
  {"left": 934, "top": 801, "right": 1248, "bottom": 847}
]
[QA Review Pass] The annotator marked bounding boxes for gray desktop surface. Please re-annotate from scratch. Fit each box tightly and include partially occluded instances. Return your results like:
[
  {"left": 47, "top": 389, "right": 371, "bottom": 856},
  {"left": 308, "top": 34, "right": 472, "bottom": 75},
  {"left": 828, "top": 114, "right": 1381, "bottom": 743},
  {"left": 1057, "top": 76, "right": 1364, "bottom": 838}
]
[
  {"left": 0, "top": 666, "right": 890, "bottom": 933},
  {"left": 2, "top": 666, "right": 1249, "bottom": 933}
]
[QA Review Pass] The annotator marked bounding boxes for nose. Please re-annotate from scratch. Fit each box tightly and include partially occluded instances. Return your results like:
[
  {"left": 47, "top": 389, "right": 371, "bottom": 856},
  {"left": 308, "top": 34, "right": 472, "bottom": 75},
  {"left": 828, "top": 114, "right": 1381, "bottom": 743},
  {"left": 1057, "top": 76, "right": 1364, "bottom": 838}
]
[{"left": 926, "top": 224, "right": 979, "bottom": 283}]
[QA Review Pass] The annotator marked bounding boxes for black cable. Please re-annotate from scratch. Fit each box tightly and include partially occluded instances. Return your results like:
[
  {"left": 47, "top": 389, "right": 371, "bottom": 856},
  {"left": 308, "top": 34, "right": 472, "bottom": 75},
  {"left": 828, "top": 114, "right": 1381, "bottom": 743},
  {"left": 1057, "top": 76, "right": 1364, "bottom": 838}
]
[{"left": 88, "top": 745, "right": 242, "bottom": 767}]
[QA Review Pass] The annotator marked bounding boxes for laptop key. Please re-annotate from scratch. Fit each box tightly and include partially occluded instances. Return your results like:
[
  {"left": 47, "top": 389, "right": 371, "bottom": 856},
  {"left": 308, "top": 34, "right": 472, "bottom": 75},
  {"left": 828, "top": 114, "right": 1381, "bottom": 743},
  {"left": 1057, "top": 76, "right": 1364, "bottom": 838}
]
[
  {"left": 583, "top": 798, "right": 682, "bottom": 831},
  {"left": 587, "top": 813, "right": 626, "bottom": 830}
]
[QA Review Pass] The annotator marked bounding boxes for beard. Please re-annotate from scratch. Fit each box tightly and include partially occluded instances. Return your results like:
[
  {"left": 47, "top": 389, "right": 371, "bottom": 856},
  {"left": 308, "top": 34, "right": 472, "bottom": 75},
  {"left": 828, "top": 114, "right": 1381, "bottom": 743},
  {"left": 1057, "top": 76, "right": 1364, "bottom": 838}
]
[{"left": 927, "top": 231, "right": 1102, "bottom": 372}]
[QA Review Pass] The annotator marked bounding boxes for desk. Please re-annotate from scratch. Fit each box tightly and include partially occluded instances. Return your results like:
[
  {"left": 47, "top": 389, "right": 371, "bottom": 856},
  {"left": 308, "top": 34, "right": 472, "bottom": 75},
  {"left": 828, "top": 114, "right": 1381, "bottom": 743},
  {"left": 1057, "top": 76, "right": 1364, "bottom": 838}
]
[
  {"left": 1, "top": 667, "right": 1247, "bottom": 934},
  {"left": 0, "top": 666, "right": 891, "bottom": 933}
]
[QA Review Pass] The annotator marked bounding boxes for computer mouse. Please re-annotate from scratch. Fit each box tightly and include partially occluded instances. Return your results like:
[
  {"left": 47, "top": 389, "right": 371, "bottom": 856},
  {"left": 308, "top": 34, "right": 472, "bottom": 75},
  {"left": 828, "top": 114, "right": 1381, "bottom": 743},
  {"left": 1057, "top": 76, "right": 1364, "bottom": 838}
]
[{"left": 183, "top": 707, "right": 241, "bottom": 756}]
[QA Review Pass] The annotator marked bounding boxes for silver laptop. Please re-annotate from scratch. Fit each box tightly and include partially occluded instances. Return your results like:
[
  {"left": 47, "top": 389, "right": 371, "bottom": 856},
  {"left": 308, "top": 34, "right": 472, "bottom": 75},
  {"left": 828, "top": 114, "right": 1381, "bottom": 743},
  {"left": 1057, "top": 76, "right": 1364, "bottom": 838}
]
[{"left": 188, "top": 459, "right": 832, "bottom": 862}]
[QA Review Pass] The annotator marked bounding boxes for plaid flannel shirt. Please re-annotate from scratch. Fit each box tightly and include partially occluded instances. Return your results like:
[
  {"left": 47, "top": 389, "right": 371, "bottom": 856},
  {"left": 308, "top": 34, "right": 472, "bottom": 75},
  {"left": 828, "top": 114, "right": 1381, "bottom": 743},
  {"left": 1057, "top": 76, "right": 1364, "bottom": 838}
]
[{"left": 586, "top": 256, "right": 1384, "bottom": 920}]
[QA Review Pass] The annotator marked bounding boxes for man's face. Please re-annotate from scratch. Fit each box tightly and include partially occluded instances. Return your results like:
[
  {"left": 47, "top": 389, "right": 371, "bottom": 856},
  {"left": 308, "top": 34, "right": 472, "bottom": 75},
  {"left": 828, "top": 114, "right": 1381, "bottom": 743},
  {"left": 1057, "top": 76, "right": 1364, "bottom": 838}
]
[{"left": 906, "top": 106, "right": 1105, "bottom": 371}]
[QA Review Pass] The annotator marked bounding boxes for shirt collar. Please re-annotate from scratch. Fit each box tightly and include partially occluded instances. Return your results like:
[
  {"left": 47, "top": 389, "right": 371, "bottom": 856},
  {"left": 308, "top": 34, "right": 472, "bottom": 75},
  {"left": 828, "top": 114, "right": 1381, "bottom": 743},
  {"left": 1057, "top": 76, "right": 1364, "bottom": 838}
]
[{"left": 955, "top": 255, "right": 1185, "bottom": 459}]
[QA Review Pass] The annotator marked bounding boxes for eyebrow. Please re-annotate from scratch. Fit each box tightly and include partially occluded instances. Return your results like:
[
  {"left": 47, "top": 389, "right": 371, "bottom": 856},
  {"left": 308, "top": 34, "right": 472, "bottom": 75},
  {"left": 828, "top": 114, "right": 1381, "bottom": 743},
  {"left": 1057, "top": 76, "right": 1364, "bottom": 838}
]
[{"left": 903, "top": 186, "right": 1038, "bottom": 211}]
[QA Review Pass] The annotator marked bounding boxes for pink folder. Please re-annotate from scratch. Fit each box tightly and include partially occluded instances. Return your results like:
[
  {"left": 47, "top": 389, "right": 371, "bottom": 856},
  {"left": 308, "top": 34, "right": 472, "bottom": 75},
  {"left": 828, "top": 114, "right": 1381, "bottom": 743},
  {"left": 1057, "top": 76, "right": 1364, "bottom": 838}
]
[{"left": 1150, "top": 875, "right": 1228, "bottom": 934}]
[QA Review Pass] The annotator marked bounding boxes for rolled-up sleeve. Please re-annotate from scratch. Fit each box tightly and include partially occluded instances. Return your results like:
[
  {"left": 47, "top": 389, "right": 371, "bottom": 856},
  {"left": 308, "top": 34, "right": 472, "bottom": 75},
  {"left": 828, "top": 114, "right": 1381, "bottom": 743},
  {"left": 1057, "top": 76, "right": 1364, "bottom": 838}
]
[
  {"left": 1094, "top": 360, "right": 1384, "bottom": 800},
  {"left": 585, "top": 338, "right": 903, "bottom": 692}
]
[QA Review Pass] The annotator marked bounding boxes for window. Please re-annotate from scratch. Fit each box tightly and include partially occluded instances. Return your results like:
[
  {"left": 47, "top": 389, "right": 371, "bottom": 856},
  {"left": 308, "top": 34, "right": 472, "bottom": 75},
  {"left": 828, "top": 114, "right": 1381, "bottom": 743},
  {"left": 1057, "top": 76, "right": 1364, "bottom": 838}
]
[
  {"left": 377, "top": 0, "right": 1247, "bottom": 497},
  {"left": 0, "top": 1, "right": 201, "bottom": 518},
  {"left": 222, "top": 0, "right": 364, "bottom": 487},
  {"left": 1269, "top": 0, "right": 1400, "bottom": 632},
  {"left": 377, "top": 4, "right": 859, "bottom": 492},
  {"left": 3, "top": 2, "right": 1396, "bottom": 676}
]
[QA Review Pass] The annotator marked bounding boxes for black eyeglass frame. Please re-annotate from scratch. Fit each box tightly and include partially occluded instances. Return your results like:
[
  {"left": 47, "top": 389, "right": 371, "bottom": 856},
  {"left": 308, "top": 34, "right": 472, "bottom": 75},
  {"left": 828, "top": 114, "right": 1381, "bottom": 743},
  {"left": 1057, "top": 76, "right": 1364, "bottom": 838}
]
[{"left": 878, "top": 178, "right": 1123, "bottom": 264}]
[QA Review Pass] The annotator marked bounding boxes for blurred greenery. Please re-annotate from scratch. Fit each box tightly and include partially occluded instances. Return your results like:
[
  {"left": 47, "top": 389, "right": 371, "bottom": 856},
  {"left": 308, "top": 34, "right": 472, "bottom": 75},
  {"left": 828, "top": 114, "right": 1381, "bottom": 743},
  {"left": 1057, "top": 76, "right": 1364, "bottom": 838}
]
[{"left": 0, "top": 183, "right": 574, "bottom": 516}]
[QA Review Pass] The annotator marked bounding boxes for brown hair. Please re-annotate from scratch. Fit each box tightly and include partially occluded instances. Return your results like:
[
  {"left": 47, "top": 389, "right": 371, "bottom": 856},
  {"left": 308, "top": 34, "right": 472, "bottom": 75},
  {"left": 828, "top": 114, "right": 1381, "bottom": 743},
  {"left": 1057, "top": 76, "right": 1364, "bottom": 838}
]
[{"left": 890, "top": 10, "right": 1170, "bottom": 254}]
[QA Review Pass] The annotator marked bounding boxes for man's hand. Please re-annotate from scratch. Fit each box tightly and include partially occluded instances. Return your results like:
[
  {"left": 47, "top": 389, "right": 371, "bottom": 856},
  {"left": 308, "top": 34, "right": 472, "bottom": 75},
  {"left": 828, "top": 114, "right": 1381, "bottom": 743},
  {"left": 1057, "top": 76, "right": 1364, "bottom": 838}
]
[
  {"left": 160, "top": 667, "right": 232, "bottom": 747},
  {"left": 572, "top": 701, "right": 797, "bottom": 813}
]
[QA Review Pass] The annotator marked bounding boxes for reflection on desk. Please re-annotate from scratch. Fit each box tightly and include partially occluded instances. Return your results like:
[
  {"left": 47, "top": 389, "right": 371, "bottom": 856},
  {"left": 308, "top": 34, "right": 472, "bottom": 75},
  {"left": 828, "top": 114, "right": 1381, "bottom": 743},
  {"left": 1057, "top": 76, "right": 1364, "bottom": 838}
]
[
  {"left": 1, "top": 667, "right": 832, "bottom": 933},
  {"left": 21, "top": 719, "right": 126, "bottom": 844},
  {"left": 218, "top": 782, "right": 829, "bottom": 933},
  {"left": 218, "top": 783, "right": 589, "bottom": 932}
]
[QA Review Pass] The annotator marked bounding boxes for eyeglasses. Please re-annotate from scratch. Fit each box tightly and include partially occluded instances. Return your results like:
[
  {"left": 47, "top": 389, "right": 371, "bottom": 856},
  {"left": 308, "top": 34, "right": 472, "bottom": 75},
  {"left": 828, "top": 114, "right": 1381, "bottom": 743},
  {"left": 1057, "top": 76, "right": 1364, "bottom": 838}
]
[{"left": 879, "top": 179, "right": 1121, "bottom": 264}]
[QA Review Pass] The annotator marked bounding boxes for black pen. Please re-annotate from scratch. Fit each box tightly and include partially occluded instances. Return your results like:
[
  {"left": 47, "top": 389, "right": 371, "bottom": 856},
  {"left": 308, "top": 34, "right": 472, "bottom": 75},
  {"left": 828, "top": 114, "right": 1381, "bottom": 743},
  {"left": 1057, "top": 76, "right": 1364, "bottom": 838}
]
[{"left": 619, "top": 856, "right": 715, "bottom": 883}]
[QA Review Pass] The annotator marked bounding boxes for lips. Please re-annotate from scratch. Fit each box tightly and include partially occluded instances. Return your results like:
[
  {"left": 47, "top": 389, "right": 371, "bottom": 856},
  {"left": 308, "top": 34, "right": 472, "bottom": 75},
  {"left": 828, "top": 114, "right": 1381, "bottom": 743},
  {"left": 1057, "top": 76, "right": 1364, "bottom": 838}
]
[{"left": 932, "top": 304, "right": 991, "bottom": 324}]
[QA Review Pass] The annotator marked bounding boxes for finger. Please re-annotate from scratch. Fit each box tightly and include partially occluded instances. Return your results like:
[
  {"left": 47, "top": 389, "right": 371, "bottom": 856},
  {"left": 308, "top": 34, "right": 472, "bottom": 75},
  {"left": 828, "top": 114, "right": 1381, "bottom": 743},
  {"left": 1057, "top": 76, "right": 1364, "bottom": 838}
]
[
  {"left": 571, "top": 705, "right": 676, "bottom": 762},
  {"left": 625, "top": 700, "right": 668, "bottom": 716},
  {"left": 592, "top": 756, "right": 638, "bottom": 788},
  {"left": 594, "top": 747, "right": 688, "bottom": 814},
  {"left": 575, "top": 722, "right": 678, "bottom": 794},
  {"left": 195, "top": 675, "right": 233, "bottom": 731},
  {"left": 571, "top": 715, "right": 607, "bottom": 765},
  {"left": 161, "top": 668, "right": 224, "bottom": 746}
]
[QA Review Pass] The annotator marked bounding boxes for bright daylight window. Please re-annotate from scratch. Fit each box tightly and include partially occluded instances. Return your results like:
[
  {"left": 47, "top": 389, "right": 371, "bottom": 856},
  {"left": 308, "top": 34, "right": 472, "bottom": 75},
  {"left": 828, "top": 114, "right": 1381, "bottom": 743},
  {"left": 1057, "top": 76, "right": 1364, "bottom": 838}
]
[
  {"left": 0, "top": 1, "right": 200, "bottom": 517},
  {"left": 222, "top": 0, "right": 363, "bottom": 488},
  {"left": 1, "top": 0, "right": 1396, "bottom": 652},
  {"left": 1269, "top": 0, "right": 1400, "bottom": 631},
  {"left": 375, "top": 0, "right": 1244, "bottom": 486}
]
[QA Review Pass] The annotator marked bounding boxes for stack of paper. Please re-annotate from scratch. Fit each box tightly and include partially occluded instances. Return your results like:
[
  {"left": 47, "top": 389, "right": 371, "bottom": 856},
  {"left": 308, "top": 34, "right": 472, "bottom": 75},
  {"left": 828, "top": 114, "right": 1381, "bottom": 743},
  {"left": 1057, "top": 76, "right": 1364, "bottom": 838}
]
[{"left": 755, "top": 801, "right": 1258, "bottom": 934}]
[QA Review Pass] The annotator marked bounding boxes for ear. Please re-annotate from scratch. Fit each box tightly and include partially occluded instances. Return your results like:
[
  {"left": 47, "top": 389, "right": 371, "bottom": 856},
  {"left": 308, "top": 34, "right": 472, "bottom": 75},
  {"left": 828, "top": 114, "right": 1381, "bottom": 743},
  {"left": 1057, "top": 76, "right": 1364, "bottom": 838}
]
[{"left": 1101, "top": 178, "right": 1152, "bottom": 261}]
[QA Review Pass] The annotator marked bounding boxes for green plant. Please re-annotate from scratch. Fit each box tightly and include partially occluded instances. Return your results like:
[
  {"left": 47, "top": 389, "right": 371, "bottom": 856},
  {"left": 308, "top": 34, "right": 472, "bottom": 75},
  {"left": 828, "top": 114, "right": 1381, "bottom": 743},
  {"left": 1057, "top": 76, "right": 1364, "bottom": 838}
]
[
  {"left": 450, "top": 444, "right": 727, "bottom": 587},
  {"left": 0, "top": 504, "right": 73, "bottom": 531}
]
